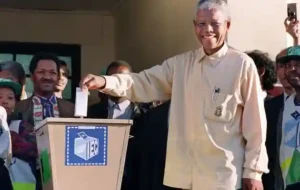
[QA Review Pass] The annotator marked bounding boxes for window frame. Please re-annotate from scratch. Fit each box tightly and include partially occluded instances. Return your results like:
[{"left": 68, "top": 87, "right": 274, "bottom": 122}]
[{"left": 0, "top": 41, "right": 81, "bottom": 101}]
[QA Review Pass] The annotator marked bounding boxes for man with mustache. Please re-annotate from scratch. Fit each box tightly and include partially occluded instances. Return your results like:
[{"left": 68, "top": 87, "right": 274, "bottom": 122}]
[
  {"left": 80, "top": 0, "right": 268, "bottom": 189},
  {"left": 264, "top": 46, "right": 300, "bottom": 190},
  {"left": 12, "top": 52, "right": 74, "bottom": 190},
  {"left": 262, "top": 22, "right": 300, "bottom": 187}
]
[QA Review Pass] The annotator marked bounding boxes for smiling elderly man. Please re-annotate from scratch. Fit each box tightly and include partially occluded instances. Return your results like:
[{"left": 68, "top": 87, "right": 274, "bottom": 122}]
[{"left": 80, "top": 0, "right": 269, "bottom": 189}]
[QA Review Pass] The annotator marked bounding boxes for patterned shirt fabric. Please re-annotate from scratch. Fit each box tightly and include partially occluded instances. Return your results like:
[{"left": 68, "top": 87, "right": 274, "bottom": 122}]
[
  {"left": 280, "top": 94, "right": 300, "bottom": 188},
  {"left": 37, "top": 95, "right": 57, "bottom": 119},
  {"left": 9, "top": 120, "right": 37, "bottom": 162}
]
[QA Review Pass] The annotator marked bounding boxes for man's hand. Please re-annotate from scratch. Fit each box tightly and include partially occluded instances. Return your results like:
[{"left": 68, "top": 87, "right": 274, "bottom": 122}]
[
  {"left": 80, "top": 74, "right": 106, "bottom": 91},
  {"left": 285, "top": 17, "right": 300, "bottom": 39},
  {"left": 242, "top": 178, "right": 263, "bottom": 190}
]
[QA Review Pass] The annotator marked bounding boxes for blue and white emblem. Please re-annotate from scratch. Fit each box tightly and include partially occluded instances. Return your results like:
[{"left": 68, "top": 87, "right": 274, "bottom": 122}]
[{"left": 65, "top": 126, "right": 108, "bottom": 166}]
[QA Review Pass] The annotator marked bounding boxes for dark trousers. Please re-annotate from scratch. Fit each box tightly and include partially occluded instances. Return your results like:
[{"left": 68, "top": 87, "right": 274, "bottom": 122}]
[
  {"left": 286, "top": 182, "right": 300, "bottom": 190},
  {"left": 34, "top": 169, "right": 42, "bottom": 190},
  {"left": 0, "top": 159, "right": 13, "bottom": 190}
]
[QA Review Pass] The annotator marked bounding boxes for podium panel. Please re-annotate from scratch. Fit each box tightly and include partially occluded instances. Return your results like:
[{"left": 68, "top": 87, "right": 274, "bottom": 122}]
[{"left": 34, "top": 118, "right": 132, "bottom": 190}]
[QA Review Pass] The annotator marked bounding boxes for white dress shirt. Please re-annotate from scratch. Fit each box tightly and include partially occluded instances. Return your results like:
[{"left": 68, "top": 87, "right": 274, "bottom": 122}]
[
  {"left": 107, "top": 99, "right": 132, "bottom": 119},
  {"left": 284, "top": 92, "right": 289, "bottom": 102}
]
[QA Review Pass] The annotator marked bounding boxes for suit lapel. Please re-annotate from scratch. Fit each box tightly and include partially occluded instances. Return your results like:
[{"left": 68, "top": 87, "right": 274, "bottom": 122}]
[
  {"left": 275, "top": 105, "right": 284, "bottom": 188},
  {"left": 23, "top": 97, "right": 34, "bottom": 125},
  {"left": 131, "top": 103, "right": 142, "bottom": 120},
  {"left": 57, "top": 98, "right": 63, "bottom": 117},
  {"left": 100, "top": 101, "right": 109, "bottom": 119},
  {"left": 57, "top": 98, "right": 73, "bottom": 117}
]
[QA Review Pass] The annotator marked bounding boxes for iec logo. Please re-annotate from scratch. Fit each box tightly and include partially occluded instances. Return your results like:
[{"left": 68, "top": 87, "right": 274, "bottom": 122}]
[
  {"left": 74, "top": 132, "right": 99, "bottom": 160},
  {"left": 65, "top": 126, "right": 108, "bottom": 166}
]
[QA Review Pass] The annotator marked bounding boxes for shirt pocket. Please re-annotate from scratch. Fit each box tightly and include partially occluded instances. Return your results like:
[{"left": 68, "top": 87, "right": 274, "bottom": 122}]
[{"left": 204, "top": 92, "right": 237, "bottom": 123}]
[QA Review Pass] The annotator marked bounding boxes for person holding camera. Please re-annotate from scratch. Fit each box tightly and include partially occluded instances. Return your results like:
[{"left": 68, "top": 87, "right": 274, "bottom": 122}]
[{"left": 285, "top": 17, "right": 300, "bottom": 45}]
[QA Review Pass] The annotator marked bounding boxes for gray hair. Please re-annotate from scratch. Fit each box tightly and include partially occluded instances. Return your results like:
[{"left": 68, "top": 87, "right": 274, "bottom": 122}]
[{"left": 195, "top": 0, "right": 231, "bottom": 21}]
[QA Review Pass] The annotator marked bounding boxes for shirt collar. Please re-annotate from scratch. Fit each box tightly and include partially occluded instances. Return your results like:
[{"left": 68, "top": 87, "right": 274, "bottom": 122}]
[
  {"left": 108, "top": 99, "right": 131, "bottom": 111},
  {"left": 284, "top": 91, "right": 291, "bottom": 101},
  {"left": 35, "top": 95, "right": 57, "bottom": 105},
  {"left": 198, "top": 42, "right": 228, "bottom": 67}
]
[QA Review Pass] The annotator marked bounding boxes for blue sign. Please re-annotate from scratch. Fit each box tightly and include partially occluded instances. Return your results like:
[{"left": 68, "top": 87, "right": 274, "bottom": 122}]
[{"left": 65, "top": 126, "right": 108, "bottom": 166}]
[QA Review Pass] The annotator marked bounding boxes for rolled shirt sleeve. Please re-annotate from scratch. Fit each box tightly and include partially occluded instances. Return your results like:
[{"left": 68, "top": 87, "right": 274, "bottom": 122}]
[
  {"left": 241, "top": 59, "right": 269, "bottom": 180},
  {"left": 101, "top": 59, "right": 174, "bottom": 102}
]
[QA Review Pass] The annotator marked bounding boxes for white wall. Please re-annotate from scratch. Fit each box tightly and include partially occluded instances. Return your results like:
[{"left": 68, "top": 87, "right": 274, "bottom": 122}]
[
  {"left": 115, "top": 0, "right": 290, "bottom": 67},
  {"left": 114, "top": 0, "right": 198, "bottom": 72},
  {"left": 227, "top": 0, "right": 288, "bottom": 59}
]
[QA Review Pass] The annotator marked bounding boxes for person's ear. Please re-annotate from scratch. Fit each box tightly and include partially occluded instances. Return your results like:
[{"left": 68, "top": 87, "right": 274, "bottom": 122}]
[{"left": 226, "top": 21, "right": 231, "bottom": 30}]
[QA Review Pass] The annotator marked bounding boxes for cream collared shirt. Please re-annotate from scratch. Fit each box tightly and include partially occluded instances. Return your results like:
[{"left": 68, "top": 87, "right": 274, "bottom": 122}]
[{"left": 101, "top": 43, "right": 269, "bottom": 190}]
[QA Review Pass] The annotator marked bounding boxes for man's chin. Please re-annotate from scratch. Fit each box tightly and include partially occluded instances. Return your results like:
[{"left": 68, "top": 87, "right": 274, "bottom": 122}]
[
  {"left": 40, "top": 88, "right": 55, "bottom": 94},
  {"left": 288, "top": 81, "right": 300, "bottom": 88},
  {"left": 200, "top": 42, "right": 222, "bottom": 51},
  {"left": 200, "top": 41, "right": 215, "bottom": 48}
]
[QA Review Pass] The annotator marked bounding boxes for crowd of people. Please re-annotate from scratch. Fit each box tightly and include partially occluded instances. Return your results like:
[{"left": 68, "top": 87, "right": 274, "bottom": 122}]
[{"left": 1, "top": 0, "right": 300, "bottom": 190}]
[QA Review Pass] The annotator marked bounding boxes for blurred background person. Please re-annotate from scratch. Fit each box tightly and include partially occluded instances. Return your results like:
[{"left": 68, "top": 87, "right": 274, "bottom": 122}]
[
  {"left": 246, "top": 50, "right": 277, "bottom": 100},
  {"left": 0, "top": 78, "right": 35, "bottom": 190},
  {"left": 0, "top": 61, "right": 28, "bottom": 100},
  {"left": 54, "top": 60, "right": 69, "bottom": 99}
]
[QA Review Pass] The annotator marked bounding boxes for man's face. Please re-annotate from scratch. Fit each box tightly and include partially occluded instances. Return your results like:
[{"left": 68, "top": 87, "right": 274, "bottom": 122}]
[
  {"left": 0, "top": 87, "right": 16, "bottom": 115},
  {"left": 193, "top": 8, "right": 230, "bottom": 54},
  {"left": 55, "top": 65, "right": 69, "bottom": 92},
  {"left": 31, "top": 60, "right": 58, "bottom": 94},
  {"left": 277, "top": 62, "right": 292, "bottom": 88},
  {"left": 284, "top": 60, "right": 300, "bottom": 88}
]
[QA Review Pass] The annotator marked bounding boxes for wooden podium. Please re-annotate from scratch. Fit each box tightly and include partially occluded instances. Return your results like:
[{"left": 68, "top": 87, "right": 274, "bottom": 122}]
[{"left": 34, "top": 118, "right": 133, "bottom": 190}]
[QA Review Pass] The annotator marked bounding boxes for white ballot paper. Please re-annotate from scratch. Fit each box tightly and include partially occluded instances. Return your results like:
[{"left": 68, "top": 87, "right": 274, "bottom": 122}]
[{"left": 75, "top": 87, "right": 89, "bottom": 117}]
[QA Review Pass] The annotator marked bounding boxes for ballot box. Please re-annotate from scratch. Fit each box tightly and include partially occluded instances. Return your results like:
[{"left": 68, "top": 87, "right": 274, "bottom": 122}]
[{"left": 34, "top": 118, "right": 133, "bottom": 190}]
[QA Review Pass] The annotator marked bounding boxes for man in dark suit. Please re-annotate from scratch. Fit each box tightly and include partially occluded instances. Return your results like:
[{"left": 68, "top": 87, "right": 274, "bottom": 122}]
[
  {"left": 12, "top": 52, "right": 74, "bottom": 190},
  {"left": 264, "top": 93, "right": 284, "bottom": 190},
  {"left": 88, "top": 61, "right": 145, "bottom": 120},
  {"left": 14, "top": 52, "right": 74, "bottom": 123},
  {"left": 262, "top": 49, "right": 289, "bottom": 190},
  {"left": 263, "top": 46, "right": 300, "bottom": 190},
  {"left": 87, "top": 60, "right": 146, "bottom": 190},
  {"left": 129, "top": 101, "right": 177, "bottom": 190},
  {"left": 263, "top": 48, "right": 296, "bottom": 190}
]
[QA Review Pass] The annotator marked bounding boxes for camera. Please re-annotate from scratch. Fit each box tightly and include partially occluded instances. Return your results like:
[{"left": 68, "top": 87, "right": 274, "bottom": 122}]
[{"left": 288, "top": 3, "right": 298, "bottom": 21}]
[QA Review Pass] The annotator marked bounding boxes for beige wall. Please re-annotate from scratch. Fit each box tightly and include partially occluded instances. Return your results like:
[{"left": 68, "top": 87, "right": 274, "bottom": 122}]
[
  {"left": 114, "top": 0, "right": 198, "bottom": 72},
  {"left": 115, "top": 0, "right": 289, "bottom": 70},
  {"left": 0, "top": 0, "right": 292, "bottom": 102},
  {"left": 0, "top": 9, "right": 115, "bottom": 103},
  {"left": 228, "top": 0, "right": 287, "bottom": 59}
]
